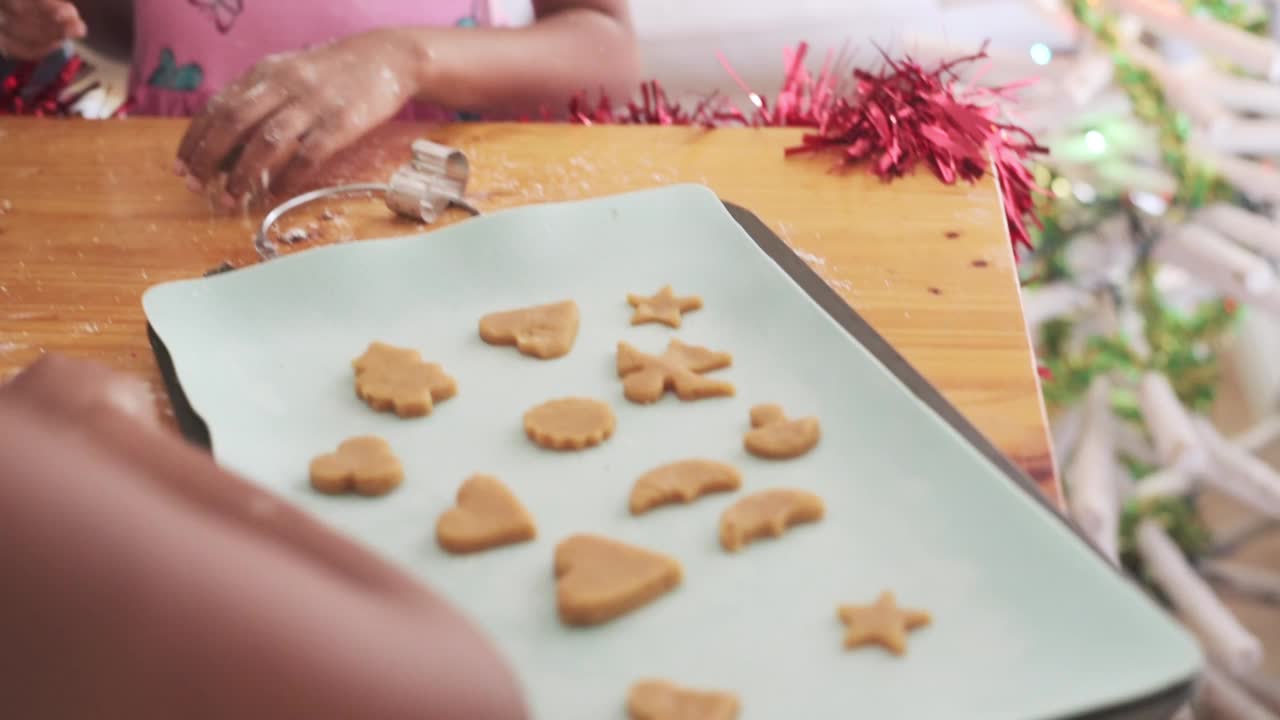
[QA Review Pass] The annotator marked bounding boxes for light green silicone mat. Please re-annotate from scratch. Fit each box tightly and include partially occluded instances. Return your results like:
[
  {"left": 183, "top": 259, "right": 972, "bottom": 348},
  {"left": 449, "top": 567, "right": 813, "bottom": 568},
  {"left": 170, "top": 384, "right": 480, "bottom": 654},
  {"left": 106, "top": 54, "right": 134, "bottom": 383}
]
[{"left": 143, "top": 184, "right": 1199, "bottom": 719}]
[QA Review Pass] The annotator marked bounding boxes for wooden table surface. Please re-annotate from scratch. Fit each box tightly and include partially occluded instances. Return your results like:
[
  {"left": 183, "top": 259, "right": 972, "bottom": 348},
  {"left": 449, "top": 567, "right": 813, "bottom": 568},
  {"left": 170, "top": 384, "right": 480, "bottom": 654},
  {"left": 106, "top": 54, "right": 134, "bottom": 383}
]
[{"left": 0, "top": 118, "right": 1056, "bottom": 499}]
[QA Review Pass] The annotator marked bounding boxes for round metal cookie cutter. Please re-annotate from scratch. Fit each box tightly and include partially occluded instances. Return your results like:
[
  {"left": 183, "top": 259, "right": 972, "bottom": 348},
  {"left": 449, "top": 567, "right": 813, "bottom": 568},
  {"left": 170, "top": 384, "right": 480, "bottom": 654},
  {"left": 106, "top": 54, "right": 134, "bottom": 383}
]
[{"left": 254, "top": 139, "right": 480, "bottom": 259}]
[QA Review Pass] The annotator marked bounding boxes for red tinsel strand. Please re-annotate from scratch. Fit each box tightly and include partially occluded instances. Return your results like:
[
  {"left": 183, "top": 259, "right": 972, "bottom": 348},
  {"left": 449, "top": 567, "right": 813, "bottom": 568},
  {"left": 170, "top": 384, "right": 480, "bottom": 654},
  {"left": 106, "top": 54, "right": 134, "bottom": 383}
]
[
  {"left": 1, "top": 55, "right": 95, "bottom": 117},
  {"left": 782, "top": 49, "right": 1046, "bottom": 253},
  {"left": 569, "top": 43, "right": 1047, "bottom": 254}
]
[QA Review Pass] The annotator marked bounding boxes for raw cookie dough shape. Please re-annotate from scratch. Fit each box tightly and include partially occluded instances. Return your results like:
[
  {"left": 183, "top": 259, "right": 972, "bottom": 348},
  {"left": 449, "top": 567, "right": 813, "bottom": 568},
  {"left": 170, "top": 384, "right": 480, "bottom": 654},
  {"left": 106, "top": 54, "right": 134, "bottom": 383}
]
[
  {"left": 478, "top": 299, "right": 580, "bottom": 359},
  {"left": 524, "top": 397, "right": 616, "bottom": 450},
  {"left": 555, "top": 534, "right": 682, "bottom": 626},
  {"left": 837, "top": 591, "right": 932, "bottom": 656},
  {"left": 309, "top": 436, "right": 404, "bottom": 497},
  {"left": 630, "top": 460, "right": 742, "bottom": 515},
  {"left": 352, "top": 342, "right": 457, "bottom": 418},
  {"left": 627, "top": 679, "right": 740, "bottom": 720},
  {"left": 743, "top": 404, "right": 820, "bottom": 459},
  {"left": 719, "top": 488, "right": 825, "bottom": 552},
  {"left": 627, "top": 286, "right": 703, "bottom": 328},
  {"left": 436, "top": 474, "right": 537, "bottom": 554},
  {"left": 616, "top": 340, "right": 734, "bottom": 404}
]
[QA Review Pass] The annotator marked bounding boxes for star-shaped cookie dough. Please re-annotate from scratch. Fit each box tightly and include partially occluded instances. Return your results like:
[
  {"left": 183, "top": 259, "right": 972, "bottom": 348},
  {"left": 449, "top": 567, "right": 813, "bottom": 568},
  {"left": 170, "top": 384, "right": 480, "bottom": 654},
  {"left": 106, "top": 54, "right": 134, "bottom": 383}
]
[
  {"left": 627, "top": 286, "right": 703, "bottom": 328},
  {"left": 837, "top": 591, "right": 931, "bottom": 656}
]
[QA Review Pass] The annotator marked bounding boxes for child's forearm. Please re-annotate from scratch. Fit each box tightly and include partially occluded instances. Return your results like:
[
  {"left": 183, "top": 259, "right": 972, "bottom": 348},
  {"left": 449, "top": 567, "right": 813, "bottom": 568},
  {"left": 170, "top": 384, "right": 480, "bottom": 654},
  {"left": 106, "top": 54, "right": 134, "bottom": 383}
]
[{"left": 400, "top": 6, "right": 641, "bottom": 114}]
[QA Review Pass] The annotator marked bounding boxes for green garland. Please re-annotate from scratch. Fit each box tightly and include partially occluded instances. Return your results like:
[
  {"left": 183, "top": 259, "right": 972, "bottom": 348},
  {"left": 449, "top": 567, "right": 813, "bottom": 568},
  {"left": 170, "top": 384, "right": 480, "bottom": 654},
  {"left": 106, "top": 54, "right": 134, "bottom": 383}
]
[{"left": 1029, "top": 0, "right": 1266, "bottom": 578}]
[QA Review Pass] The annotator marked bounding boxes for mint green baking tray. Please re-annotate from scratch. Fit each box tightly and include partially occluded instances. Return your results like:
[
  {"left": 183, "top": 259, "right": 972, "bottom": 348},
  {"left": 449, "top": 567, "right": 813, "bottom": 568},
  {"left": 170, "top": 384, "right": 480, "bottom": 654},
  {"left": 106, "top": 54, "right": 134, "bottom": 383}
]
[{"left": 143, "top": 184, "right": 1199, "bottom": 719}]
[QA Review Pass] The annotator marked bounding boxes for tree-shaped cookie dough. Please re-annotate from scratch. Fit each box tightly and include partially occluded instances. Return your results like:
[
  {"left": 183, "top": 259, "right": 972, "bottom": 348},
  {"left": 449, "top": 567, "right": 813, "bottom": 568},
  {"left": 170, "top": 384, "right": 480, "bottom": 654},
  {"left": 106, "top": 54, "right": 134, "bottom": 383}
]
[
  {"left": 837, "top": 591, "right": 932, "bottom": 656},
  {"left": 436, "top": 474, "right": 537, "bottom": 554},
  {"left": 629, "top": 459, "right": 742, "bottom": 515},
  {"left": 616, "top": 340, "right": 734, "bottom": 404},
  {"left": 352, "top": 342, "right": 457, "bottom": 418},
  {"left": 555, "top": 534, "right": 682, "bottom": 626},
  {"left": 627, "top": 286, "right": 703, "bottom": 328},
  {"left": 743, "top": 404, "right": 820, "bottom": 459},
  {"left": 719, "top": 488, "right": 825, "bottom": 552},
  {"left": 479, "top": 299, "right": 579, "bottom": 359},
  {"left": 523, "top": 397, "right": 616, "bottom": 450},
  {"left": 627, "top": 679, "right": 740, "bottom": 720},
  {"left": 309, "top": 436, "right": 404, "bottom": 497}
]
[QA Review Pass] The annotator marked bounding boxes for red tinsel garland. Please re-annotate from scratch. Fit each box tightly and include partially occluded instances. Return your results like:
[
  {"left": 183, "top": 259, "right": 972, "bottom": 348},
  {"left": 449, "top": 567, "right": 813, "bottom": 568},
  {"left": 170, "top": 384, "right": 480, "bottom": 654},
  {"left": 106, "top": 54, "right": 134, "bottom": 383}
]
[
  {"left": 569, "top": 43, "right": 1046, "bottom": 254},
  {"left": 0, "top": 56, "right": 101, "bottom": 117}
]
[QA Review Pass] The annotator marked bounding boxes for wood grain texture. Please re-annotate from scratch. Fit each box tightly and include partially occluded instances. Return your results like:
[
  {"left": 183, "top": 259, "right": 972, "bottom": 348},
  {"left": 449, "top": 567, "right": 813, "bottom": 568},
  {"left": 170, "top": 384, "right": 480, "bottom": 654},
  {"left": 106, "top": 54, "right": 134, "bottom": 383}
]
[{"left": 0, "top": 118, "right": 1057, "bottom": 500}]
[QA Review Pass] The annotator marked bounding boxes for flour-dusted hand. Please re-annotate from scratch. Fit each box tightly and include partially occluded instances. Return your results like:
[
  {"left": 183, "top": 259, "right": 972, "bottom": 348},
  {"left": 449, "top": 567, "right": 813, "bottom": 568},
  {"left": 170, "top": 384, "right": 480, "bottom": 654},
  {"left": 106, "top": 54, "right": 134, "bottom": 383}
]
[
  {"left": 0, "top": 0, "right": 85, "bottom": 60},
  {"left": 176, "top": 28, "right": 423, "bottom": 206}
]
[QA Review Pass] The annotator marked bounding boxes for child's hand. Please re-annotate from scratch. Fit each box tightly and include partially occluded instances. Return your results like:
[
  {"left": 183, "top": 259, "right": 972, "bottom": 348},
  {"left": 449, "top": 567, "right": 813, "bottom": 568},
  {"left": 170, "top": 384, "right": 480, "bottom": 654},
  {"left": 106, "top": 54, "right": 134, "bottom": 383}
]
[
  {"left": 0, "top": 0, "right": 86, "bottom": 61},
  {"left": 176, "top": 29, "right": 422, "bottom": 205},
  {"left": 0, "top": 354, "right": 529, "bottom": 720}
]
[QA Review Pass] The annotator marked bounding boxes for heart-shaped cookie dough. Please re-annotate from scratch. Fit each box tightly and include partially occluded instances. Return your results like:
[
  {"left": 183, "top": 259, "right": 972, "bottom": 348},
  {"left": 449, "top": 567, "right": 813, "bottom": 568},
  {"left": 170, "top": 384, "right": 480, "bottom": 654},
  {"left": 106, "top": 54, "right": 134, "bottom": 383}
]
[
  {"left": 436, "top": 474, "right": 537, "bottom": 554},
  {"left": 479, "top": 299, "right": 579, "bottom": 359},
  {"left": 554, "top": 534, "right": 682, "bottom": 626},
  {"left": 309, "top": 436, "right": 403, "bottom": 497},
  {"left": 627, "top": 679, "right": 740, "bottom": 720}
]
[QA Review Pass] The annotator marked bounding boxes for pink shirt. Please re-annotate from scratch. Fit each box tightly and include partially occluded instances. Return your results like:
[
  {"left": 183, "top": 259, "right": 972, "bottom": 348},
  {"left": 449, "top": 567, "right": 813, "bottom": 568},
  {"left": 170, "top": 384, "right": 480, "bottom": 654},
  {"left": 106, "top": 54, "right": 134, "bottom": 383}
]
[{"left": 127, "top": 0, "right": 492, "bottom": 119}]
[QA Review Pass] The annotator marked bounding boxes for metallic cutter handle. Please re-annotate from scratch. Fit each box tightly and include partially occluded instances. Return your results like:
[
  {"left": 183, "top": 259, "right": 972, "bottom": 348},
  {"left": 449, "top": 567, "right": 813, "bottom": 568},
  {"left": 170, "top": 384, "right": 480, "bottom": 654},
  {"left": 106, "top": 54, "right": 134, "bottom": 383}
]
[{"left": 254, "top": 140, "right": 479, "bottom": 260}]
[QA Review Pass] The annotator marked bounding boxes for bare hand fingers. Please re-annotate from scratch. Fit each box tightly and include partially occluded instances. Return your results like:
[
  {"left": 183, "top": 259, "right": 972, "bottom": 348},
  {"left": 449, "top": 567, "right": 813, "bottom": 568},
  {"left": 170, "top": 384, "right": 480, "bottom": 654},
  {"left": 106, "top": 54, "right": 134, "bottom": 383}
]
[
  {"left": 44, "top": 0, "right": 85, "bottom": 35},
  {"left": 178, "top": 77, "right": 289, "bottom": 185},
  {"left": 4, "top": 354, "right": 158, "bottom": 428},
  {"left": 224, "top": 103, "right": 317, "bottom": 201},
  {"left": 0, "top": 0, "right": 83, "bottom": 41}
]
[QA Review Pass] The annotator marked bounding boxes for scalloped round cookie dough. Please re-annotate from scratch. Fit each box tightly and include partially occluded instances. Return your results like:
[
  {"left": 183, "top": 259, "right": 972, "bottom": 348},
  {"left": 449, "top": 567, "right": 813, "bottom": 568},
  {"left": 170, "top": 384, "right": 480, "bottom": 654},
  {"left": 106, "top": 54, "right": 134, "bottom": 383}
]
[{"left": 523, "top": 397, "right": 616, "bottom": 451}]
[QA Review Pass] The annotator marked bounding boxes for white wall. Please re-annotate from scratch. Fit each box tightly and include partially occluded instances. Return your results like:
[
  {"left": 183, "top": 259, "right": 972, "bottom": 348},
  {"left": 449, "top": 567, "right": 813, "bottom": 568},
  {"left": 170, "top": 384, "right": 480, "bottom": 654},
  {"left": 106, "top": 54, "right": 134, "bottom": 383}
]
[{"left": 497, "top": 0, "right": 1076, "bottom": 99}]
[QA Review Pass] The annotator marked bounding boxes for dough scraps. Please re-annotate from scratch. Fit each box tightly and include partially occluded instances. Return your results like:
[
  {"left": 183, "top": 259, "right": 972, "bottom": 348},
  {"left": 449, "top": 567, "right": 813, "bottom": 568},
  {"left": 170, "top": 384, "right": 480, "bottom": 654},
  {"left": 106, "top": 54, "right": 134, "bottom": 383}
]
[
  {"left": 309, "top": 436, "right": 403, "bottom": 497},
  {"left": 627, "top": 679, "right": 740, "bottom": 720},
  {"left": 616, "top": 340, "right": 734, "bottom": 404},
  {"left": 627, "top": 286, "right": 703, "bottom": 328},
  {"left": 555, "top": 534, "right": 682, "bottom": 626},
  {"left": 524, "top": 397, "right": 616, "bottom": 450},
  {"left": 743, "top": 404, "right": 820, "bottom": 459},
  {"left": 630, "top": 460, "right": 742, "bottom": 515},
  {"left": 479, "top": 299, "right": 580, "bottom": 359},
  {"left": 436, "top": 474, "right": 537, "bottom": 554},
  {"left": 352, "top": 342, "right": 457, "bottom": 418},
  {"left": 719, "top": 488, "right": 825, "bottom": 552},
  {"left": 837, "top": 591, "right": 932, "bottom": 656}
]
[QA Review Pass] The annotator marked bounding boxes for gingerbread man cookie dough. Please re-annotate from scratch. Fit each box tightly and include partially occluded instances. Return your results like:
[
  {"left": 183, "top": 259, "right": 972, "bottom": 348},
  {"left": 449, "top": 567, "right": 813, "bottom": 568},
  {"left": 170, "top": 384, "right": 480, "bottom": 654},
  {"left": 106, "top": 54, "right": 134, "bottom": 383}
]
[
  {"left": 719, "top": 488, "right": 825, "bottom": 552},
  {"left": 555, "top": 534, "right": 682, "bottom": 626},
  {"left": 617, "top": 340, "right": 734, "bottom": 404},
  {"left": 436, "top": 474, "right": 537, "bottom": 554},
  {"left": 743, "top": 404, "right": 820, "bottom": 459},
  {"left": 479, "top": 299, "right": 579, "bottom": 359},
  {"left": 630, "top": 460, "right": 742, "bottom": 515},
  {"left": 838, "top": 591, "right": 932, "bottom": 656},
  {"left": 627, "top": 286, "right": 703, "bottom": 328},
  {"left": 523, "top": 397, "right": 616, "bottom": 451},
  {"left": 309, "top": 436, "right": 404, "bottom": 497},
  {"left": 627, "top": 679, "right": 740, "bottom": 720},
  {"left": 352, "top": 342, "right": 457, "bottom": 418}
]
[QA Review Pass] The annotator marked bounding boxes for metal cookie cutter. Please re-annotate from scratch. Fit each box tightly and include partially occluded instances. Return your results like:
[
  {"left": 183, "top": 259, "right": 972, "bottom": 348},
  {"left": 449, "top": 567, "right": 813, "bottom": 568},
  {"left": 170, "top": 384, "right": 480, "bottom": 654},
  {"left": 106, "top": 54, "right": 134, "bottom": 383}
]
[{"left": 254, "top": 140, "right": 480, "bottom": 260}]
